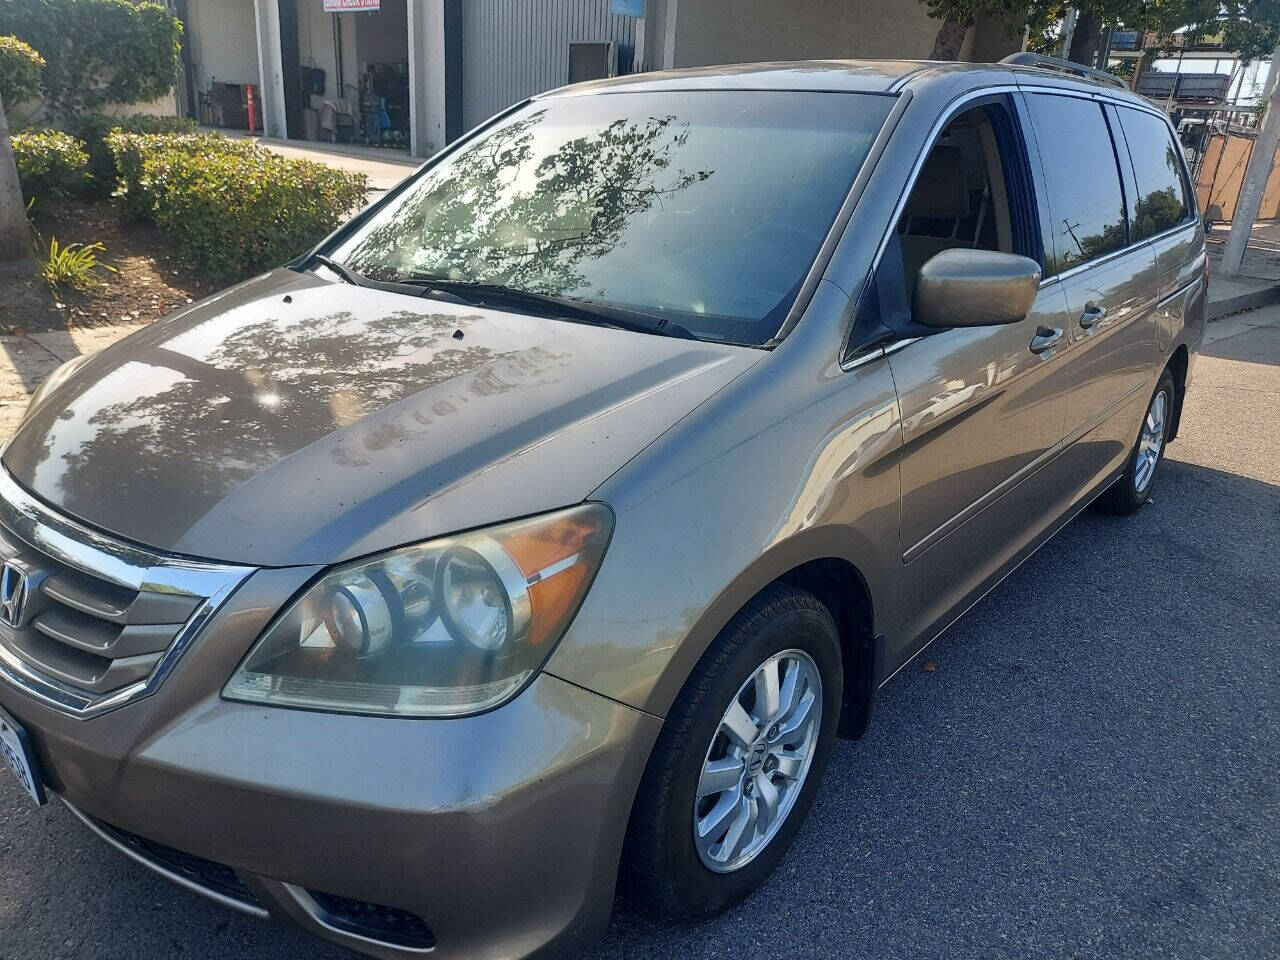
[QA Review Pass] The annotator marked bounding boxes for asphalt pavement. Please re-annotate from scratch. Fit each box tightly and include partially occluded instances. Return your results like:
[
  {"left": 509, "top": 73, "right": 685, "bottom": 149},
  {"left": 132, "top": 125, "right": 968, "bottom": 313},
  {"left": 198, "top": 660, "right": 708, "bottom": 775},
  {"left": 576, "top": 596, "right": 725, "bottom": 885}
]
[{"left": 2, "top": 309, "right": 1277, "bottom": 960}]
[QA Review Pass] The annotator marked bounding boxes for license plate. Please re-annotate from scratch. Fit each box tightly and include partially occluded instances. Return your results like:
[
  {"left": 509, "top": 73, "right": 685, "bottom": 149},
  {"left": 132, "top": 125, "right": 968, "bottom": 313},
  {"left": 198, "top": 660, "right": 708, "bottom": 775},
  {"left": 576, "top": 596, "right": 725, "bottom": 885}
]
[{"left": 0, "top": 705, "right": 45, "bottom": 806}]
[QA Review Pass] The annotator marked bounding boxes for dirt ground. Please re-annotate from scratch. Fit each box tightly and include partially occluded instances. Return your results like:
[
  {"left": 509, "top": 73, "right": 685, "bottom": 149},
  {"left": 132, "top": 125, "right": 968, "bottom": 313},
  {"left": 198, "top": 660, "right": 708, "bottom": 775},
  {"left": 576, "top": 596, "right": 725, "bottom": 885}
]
[{"left": 0, "top": 200, "right": 213, "bottom": 334}]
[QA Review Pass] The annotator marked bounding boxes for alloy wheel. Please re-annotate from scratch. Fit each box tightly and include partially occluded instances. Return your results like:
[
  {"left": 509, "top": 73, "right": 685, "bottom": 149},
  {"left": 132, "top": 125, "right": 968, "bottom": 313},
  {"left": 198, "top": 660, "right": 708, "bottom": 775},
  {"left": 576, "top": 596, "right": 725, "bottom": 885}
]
[
  {"left": 692, "top": 649, "right": 822, "bottom": 873},
  {"left": 1134, "top": 389, "right": 1168, "bottom": 494}
]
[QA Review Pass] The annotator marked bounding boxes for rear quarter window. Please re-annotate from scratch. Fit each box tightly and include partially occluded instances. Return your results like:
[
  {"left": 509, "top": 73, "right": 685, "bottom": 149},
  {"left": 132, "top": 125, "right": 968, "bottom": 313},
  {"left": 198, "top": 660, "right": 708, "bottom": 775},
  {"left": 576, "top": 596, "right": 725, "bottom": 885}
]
[{"left": 1115, "top": 107, "right": 1193, "bottom": 240}]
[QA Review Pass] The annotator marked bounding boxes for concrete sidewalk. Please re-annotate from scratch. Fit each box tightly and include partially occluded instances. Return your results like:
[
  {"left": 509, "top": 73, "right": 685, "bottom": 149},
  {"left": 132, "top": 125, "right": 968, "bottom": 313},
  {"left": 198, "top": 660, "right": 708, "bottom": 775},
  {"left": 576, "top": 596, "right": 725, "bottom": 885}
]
[
  {"left": 0, "top": 322, "right": 147, "bottom": 439},
  {"left": 1206, "top": 223, "right": 1280, "bottom": 319}
]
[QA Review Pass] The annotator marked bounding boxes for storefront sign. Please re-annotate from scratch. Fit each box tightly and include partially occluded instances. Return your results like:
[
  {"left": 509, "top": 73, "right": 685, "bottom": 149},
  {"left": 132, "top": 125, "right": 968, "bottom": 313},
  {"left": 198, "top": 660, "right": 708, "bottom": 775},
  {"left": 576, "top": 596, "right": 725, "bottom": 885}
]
[
  {"left": 323, "top": 0, "right": 380, "bottom": 11},
  {"left": 610, "top": 0, "right": 644, "bottom": 17}
]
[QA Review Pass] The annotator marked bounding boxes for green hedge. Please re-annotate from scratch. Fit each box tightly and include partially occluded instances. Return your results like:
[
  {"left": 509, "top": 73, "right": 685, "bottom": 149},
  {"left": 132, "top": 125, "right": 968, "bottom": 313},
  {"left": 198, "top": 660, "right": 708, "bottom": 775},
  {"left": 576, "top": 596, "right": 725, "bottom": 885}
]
[
  {"left": 0, "top": 35, "right": 44, "bottom": 107},
  {"left": 106, "top": 131, "right": 258, "bottom": 219},
  {"left": 0, "top": 0, "right": 182, "bottom": 117},
  {"left": 107, "top": 132, "right": 369, "bottom": 280},
  {"left": 11, "top": 130, "right": 89, "bottom": 203},
  {"left": 66, "top": 113, "right": 197, "bottom": 195}
]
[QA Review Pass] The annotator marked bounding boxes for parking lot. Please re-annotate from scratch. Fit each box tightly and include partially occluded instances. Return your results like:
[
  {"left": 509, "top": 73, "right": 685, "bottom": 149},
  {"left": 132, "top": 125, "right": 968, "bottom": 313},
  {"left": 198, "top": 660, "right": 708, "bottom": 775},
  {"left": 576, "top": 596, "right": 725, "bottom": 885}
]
[{"left": 1, "top": 307, "right": 1277, "bottom": 960}]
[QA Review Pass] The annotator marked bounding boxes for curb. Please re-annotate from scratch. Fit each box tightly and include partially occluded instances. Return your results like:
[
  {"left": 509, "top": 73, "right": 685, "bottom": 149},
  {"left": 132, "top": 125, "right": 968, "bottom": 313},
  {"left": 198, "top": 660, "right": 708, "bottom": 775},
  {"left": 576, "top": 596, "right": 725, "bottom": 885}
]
[{"left": 1206, "top": 284, "right": 1280, "bottom": 321}]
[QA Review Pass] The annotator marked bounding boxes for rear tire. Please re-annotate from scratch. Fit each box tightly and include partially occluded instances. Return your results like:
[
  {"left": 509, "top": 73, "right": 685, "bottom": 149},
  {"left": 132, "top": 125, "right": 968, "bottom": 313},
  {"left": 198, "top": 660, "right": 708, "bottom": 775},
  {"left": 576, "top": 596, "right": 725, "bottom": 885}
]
[
  {"left": 623, "top": 583, "right": 842, "bottom": 919},
  {"left": 1098, "top": 368, "right": 1175, "bottom": 515}
]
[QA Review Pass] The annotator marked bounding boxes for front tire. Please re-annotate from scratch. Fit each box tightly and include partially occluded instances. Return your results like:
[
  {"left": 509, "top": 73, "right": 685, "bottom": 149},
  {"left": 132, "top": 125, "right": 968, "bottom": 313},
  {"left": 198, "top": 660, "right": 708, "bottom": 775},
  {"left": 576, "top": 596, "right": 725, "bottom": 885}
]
[
  {"left": 1098, "top": 368, "right": 1175, "bottom": 515},
  {"left": 623, "top": 583, "right": 842, "bottom": 919}
]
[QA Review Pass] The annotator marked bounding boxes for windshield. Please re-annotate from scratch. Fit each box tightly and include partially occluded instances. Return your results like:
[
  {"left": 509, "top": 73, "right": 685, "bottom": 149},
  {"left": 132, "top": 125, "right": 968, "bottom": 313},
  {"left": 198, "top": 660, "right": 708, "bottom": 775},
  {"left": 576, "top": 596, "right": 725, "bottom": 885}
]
[{"left": 332, "top": 90, "right": 894, "bottom": 345}]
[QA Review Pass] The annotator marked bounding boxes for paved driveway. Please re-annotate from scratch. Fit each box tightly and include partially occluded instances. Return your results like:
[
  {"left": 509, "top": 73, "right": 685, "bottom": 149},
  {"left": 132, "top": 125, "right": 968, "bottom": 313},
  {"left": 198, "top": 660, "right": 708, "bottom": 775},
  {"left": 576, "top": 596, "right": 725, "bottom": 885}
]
[{"left": 2, "top": 311, "right": 1277, "bottom": 960}]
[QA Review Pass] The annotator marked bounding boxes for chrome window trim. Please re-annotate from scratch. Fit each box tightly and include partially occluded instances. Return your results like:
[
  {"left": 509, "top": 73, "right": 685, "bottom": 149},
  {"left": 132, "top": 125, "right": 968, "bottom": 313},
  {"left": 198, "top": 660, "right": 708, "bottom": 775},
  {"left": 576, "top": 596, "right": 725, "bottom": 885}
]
[
  {"left": 1039, "top": 219, "right": 1199, "bottom": 289},
  {"left": 839, "top": 336, "right": 923, "bottom": 373},
  {"left": 0, "top": 465, "right": 254, "bottom": 719},
  {"left": 837, "top": 78, "right": 1203, "bottom": 362},
  {"left": 841, "top": 346, "right": 886, "bottom": 372}
]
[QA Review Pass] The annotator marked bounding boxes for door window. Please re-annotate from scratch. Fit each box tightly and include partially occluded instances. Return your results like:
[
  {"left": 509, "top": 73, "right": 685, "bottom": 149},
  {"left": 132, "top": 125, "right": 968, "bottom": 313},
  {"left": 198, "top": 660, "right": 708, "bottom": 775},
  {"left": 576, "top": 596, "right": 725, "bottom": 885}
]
[
  {"left": 851, "top": 100, "right": 1034, "bottom": 356},
  {"left": 897, "top": 106, "right": 1018, "bottom": 285},
  {"left": 1114, "top": 107, "right": 1192, "bottom": 240},
  {"left": 1024, "top": 95, "right": 1128, "bottom": 274}
]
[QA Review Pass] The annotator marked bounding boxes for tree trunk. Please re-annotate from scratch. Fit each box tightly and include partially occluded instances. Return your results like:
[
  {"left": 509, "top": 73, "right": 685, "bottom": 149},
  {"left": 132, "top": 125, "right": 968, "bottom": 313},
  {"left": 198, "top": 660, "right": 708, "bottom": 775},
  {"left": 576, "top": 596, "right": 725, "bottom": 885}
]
[
  {"left": 1066, "top": 11, "right": 1102, "bottom": 65},
  {"left": 1130, "top": 54, "right": 1147, "bottom": 93},
  {"left": 0, "top": 94, "right": 33, "bottom": 269},
  {"left": 931, "top": 18, "right": 974, "bottom": 61}
]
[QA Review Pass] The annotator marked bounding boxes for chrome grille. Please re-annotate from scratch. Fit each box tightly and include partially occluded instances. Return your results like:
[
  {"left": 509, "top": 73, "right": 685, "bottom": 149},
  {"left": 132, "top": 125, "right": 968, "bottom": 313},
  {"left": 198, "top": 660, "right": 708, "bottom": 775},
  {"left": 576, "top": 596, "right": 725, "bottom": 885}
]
[{"left": 0, "top": 467, "right": 253, "bottom": 717}]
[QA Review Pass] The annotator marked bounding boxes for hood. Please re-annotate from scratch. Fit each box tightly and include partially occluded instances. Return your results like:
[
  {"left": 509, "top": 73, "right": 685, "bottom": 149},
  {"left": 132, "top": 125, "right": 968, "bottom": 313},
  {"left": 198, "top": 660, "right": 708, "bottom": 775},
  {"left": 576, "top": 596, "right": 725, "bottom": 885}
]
[{"left": 3, "top": 271, "right": 758, "bottom": 566}]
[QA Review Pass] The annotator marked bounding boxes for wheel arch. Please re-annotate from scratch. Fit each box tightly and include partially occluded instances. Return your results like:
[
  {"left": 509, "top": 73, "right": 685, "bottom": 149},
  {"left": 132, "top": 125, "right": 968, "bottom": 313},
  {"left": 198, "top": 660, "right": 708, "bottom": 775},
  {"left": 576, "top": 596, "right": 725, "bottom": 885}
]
[
  {"left": 776, "top": 557, "right": 880, "bottom": 739},
  {"left": 643, "top": 527, "right": 889, "bottom": 742}
]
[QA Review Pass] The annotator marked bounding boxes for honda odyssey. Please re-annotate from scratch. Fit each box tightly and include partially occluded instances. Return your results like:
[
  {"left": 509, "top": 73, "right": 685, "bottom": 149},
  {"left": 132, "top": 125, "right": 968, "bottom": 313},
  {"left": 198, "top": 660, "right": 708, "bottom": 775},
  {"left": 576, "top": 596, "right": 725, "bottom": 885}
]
[{"left": 0, "top": 55, "right": 1205, "bottom": 959}]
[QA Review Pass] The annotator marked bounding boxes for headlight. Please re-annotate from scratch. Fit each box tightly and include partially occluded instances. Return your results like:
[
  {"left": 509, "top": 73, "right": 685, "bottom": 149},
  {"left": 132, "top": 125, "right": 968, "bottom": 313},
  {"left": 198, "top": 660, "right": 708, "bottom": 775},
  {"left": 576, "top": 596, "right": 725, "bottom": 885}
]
[{"left": 223, "top": 504, "right": 612, "bottom": 717}]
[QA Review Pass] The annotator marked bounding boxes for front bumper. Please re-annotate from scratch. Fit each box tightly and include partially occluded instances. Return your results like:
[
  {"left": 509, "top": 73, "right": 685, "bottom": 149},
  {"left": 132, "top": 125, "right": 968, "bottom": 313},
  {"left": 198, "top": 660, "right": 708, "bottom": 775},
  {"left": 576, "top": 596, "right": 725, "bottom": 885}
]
[
  {"left": 3, "top": 657, "right": 661, "bottom": 959},
  {"left": 0, "top": 483, "right": 662, "bottom": 960}
]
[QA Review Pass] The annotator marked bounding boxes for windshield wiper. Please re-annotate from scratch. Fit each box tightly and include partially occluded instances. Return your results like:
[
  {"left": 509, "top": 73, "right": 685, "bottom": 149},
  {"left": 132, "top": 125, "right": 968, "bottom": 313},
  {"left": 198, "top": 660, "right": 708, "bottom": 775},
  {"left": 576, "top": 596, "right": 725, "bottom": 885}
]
[
  {"left": 308, "top": 257, "right": 504, "bottom": 307},
  {"left": 401, "top": 277, "right": 697, "bottom": 340},
  {"left": 311, "top": 254, "right": 371, "bottom": 287}
]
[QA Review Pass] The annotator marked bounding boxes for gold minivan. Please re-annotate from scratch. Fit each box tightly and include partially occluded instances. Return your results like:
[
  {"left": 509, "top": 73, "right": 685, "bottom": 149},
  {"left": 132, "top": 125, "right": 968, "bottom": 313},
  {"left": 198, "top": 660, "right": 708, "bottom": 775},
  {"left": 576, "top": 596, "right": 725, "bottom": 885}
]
[{"left": 0, "top": 55, "right": 1204, "bottom": 959}]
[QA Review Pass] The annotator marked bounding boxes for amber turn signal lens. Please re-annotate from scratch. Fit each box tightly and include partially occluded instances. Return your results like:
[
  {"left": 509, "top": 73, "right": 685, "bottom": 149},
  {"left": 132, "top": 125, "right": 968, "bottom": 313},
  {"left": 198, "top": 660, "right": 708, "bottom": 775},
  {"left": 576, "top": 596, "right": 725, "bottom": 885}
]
[{"left": 497, "top": 505, "right": 612, "bottom": 646}]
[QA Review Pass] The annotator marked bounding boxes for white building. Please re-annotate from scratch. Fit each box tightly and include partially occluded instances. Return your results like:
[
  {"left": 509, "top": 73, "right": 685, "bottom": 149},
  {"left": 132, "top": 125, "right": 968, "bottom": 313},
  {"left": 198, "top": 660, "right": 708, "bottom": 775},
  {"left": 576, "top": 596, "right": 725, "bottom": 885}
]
[{"left": 178, "top": 0, "right": 1022, "bottom": 158}]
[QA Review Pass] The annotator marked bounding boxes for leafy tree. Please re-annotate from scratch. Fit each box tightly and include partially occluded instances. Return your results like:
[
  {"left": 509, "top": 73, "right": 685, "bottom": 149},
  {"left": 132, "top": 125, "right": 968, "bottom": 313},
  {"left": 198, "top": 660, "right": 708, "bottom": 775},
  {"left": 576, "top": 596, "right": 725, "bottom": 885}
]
[
  {"left": 0, "top": 36, "right": 44, "bottom": 108},
  {"left": 0, "top": 0, "right": 182, "bottom": 117},
  {"left": 922, "top": 0, "right": 1026, "bottom": 60},
  {"left": 921, "top": 0, "right": 1280, "bottom": 65}
]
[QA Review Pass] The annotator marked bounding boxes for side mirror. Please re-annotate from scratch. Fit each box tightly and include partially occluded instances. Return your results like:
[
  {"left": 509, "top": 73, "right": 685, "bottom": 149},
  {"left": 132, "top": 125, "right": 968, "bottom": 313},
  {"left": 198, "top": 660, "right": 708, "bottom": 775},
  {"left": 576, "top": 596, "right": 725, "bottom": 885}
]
[{"left": 914, "top": 249, "right": 1042, "bottom": 328}]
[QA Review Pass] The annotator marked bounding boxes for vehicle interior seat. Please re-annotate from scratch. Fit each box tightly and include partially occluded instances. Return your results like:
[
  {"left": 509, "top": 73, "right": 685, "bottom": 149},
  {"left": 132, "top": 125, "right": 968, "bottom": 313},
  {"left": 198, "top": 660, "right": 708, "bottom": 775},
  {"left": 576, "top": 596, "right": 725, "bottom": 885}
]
[
  {"left": 898, "top": 145, "right": 977, "bottom": 289},
  {"left": 896, "top": 110, "right": 1017, "bottom": 300}
]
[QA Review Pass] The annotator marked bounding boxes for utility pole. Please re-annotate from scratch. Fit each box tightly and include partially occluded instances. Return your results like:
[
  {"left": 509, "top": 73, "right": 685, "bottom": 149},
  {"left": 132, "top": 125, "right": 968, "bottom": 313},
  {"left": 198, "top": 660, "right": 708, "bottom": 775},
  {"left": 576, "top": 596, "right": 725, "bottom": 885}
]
[
  {"left": 1221, "top": 41, "right": 1280, "bottom": 278},
  {"left": 1094, "top": 23, "right": 1114, "bottom": 71},
  {"left": 1165, "top": 37, "right": 1186, "bottom": 115},
  {"left": 1059, "top": 8, "right": 1079, "bottom": 60}
]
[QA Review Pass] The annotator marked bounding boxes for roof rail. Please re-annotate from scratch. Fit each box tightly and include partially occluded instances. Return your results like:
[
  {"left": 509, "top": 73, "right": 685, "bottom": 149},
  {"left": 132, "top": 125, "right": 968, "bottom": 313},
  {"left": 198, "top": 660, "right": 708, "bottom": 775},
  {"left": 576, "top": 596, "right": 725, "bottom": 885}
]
[{"left": 1000, "top": 52, "right": 1129, "bottom": 91}]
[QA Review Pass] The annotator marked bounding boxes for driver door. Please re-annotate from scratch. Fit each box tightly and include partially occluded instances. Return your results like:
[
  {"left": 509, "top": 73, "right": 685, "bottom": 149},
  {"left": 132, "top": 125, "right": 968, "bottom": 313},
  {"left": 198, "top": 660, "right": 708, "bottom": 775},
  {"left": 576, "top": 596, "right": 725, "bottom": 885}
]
[{"left": 878, "top": 99, "right": 1074, "bottom": 673}]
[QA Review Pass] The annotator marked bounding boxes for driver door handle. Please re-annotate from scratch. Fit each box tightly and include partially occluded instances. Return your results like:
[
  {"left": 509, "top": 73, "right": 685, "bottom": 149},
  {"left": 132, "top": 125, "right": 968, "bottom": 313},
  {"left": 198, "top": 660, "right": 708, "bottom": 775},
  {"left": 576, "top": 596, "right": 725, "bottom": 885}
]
[
  {"left": 1079, "top": 303, "right": 1108, "bottom": 329},
  {"left": 1029, "top": 326, "right": 1064, "bottom": 355}
]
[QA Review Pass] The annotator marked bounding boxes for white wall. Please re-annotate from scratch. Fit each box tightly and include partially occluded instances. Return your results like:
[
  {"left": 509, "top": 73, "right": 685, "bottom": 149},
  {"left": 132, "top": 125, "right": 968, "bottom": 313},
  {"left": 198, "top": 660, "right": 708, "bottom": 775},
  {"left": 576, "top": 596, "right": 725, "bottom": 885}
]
[
  {"left": 103, "top": 93, "right": 181, "bottom": 117},
  {"left": 189, "top": 0, "right": 262, "bottom": 88}
]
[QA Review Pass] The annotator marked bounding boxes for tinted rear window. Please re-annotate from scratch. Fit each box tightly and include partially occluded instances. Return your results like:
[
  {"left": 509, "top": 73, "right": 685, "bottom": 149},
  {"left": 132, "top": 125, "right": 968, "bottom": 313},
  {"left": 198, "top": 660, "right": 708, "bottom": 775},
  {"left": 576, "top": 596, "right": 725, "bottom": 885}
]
[
  {"left": 1116, "top": 106, "right": 1192, "bottom": 240},
  {"left": 1025, "top": 94, "right": 1128, "bottom": 274},
  {"left": 333, "top": 90, "right": 894, "bottom": 346}
]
